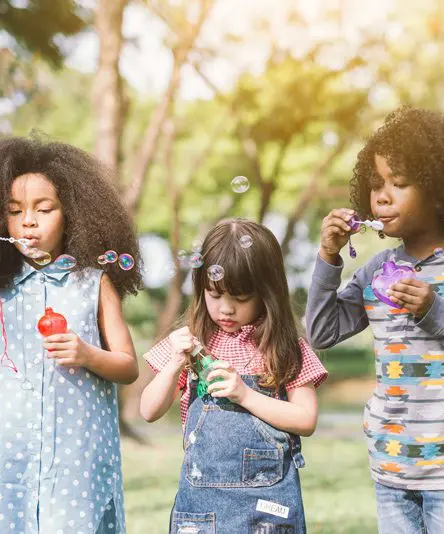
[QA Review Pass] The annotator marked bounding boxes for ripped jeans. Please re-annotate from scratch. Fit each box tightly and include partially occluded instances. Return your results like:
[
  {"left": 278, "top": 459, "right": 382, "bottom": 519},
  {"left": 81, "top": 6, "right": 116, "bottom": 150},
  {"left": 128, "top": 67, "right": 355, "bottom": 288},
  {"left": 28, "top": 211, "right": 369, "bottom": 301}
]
[{"left": 170, "top": 375, "right": 307, "bottom": 534}]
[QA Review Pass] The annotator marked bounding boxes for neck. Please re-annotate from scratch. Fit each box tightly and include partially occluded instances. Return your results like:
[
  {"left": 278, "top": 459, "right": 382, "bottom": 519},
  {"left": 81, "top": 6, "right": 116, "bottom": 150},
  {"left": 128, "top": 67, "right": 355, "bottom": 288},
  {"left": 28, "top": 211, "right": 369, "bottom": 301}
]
[{"left": 403, "top": 228, "right": 444, "bottom": 260}]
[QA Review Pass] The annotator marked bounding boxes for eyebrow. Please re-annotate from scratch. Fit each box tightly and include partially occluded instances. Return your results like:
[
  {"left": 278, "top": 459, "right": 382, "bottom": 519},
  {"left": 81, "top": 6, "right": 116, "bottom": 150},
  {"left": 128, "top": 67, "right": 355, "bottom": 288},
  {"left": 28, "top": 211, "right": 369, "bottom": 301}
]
[{"left": 8, "top": 197, "right": 55, "bottom": 204}]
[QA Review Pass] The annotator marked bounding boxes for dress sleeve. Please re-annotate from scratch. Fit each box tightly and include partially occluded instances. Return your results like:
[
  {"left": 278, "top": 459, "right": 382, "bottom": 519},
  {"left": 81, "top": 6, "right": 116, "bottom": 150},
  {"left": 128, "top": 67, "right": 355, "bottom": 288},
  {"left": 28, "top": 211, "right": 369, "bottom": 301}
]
[
  {"left": 285, "top": 338, "right": 328, "bottom": 391},
  {"left": 143, "top": 337, "right": 188, "bottom": 390}
]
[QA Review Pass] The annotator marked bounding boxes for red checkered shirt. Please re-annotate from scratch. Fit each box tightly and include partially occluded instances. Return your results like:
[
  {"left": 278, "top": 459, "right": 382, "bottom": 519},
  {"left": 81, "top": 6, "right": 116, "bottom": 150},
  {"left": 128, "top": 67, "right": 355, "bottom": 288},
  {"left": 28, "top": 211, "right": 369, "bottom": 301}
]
[{"left": 144, "top": 324, "right": 328, "bottom": 427}]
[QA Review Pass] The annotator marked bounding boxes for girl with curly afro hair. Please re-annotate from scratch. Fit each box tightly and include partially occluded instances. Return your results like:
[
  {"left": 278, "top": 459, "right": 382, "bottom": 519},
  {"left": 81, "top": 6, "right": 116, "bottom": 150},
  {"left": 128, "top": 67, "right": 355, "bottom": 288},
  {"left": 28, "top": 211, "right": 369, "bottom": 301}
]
[
  {"left": 307, "top": 107, "right": 444, "bottom": 534},
  {"left": 0, "top": 135, "right": 142, "bottom": 533}
]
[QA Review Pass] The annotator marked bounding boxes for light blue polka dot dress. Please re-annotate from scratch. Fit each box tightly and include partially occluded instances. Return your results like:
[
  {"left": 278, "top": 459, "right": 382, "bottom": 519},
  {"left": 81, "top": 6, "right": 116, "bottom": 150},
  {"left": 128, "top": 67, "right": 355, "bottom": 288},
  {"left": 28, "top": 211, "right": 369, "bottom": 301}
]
[{"left": 0, "top": 261, "right": 126, "bottom": 534}]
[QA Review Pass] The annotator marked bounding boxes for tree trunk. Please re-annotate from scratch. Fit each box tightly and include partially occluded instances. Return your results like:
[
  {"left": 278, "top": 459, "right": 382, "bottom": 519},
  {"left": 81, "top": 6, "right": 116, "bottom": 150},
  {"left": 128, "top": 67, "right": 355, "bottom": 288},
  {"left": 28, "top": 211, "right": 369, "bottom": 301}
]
[
  {"left": 93, "top": 0, "right": 127, "bottom": 175},
  {"left": 281, "top": 138, "right": 348, "bottom": 258}
]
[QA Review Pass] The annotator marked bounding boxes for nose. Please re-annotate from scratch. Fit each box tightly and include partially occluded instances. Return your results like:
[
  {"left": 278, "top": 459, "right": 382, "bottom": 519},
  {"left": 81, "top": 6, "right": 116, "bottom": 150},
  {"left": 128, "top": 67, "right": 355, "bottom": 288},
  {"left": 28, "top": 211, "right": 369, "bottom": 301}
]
[
  {"left": 375, "top": 186, "right": 392, "bottom": 206},
  {"left": 23, "top": 210, "right": 37, "bottom": 227},
  {"left": 219, "top": 298, "right": 235, "bottom": 316}
]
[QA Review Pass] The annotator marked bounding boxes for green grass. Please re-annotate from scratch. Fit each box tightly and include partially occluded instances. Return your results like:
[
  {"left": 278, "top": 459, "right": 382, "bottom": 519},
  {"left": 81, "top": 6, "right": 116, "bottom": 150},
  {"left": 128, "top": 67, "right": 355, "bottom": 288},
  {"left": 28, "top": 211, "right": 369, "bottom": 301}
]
[{"left": 122, "top": 429, "right": 377, "bottom": 534}]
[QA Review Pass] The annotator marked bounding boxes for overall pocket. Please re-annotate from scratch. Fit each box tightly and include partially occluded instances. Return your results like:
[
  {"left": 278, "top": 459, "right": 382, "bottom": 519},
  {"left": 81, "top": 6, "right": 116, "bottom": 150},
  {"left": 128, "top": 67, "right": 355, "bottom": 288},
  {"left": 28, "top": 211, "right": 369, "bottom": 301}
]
[
  {"left": 185, "top": 405, "right": 284, "bottom": 488},
  {"left": 171, "top": 511, "right": 215, "bottom": 534}
]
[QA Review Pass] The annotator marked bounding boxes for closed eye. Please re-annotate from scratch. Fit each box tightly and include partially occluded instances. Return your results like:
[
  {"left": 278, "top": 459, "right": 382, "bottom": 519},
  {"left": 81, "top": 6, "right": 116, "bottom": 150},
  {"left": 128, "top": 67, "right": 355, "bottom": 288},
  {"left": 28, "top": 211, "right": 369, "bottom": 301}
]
[{"left": 235, "top": 296, "right": 252, "bottom": 303}]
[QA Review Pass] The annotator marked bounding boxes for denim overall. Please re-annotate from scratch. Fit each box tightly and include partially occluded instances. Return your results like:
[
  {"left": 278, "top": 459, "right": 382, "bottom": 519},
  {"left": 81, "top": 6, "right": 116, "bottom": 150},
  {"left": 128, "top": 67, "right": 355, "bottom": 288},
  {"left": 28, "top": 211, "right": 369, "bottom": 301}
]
[{"left": 170, "top": 374, "right": 307, "bottom": 534}]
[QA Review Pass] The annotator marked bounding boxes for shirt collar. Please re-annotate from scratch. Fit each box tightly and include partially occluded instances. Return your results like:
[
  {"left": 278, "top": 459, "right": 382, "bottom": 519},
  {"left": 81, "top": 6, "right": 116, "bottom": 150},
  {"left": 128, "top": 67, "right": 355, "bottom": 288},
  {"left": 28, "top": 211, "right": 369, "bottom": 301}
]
[
  {"left": 217, "top": 323, "right": 256, "bottom": 341},
  {"left": 13, "top": 261, "right": 72, "bottom": 286}
]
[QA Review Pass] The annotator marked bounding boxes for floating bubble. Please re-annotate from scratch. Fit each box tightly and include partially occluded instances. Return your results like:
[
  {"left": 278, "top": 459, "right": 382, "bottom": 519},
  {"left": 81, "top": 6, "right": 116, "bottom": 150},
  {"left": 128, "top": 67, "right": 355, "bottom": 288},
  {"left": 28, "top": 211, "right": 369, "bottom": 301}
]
[
  {"left": 54, "top": 254, "right": 77, "bottom": 270},
  {"left": 33, "top": 253, "right": 52, "bottom": 267},
  {"left": 104, "top": 250, "right": 118, "bottom": 263},
  {"left": 231, "top": 176, "right": 250, "bottom": 194},
  {"left": 434, "top": 247, "right": 444, "bottom": 258},
  {"left": 118, "top": 253, "right": 134, "bottom": 271},
  {"left": 207, "top": 264, "right": 225, "bottom": 282},
  {"left": 190, "top": 253, "right": 204, "bottom": 268},
  {"left": 23, "top": 247, "right": 52, "bottom": 266},
  {"left": 191, "top": 239, "right": 202, "bottom": 252},
  {"left": 177, "top": 250, "right": 187, "bottom": 261},
  {"left": 239, "top": 235, "right": 253, "bottom": 248},
  {"left": 97, "top": 255, "right": 107, "bottom": 266}
]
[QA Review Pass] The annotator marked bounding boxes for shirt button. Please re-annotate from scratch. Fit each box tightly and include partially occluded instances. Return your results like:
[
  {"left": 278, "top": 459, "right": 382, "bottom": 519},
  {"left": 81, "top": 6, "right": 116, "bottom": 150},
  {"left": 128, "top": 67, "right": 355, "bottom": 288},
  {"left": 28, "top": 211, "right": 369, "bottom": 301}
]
[
  {"left": 414, "top": 265, "right": 422, "bottom": 272},
  {"left": 38, "top": 274, "right": 45, "bottom": 283}
]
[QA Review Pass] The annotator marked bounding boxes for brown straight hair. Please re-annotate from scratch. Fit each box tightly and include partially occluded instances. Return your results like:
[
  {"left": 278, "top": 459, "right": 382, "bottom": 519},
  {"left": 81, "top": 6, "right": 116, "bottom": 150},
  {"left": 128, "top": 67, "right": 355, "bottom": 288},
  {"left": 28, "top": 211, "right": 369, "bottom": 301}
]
[{"left": 187, "top": 218, "right": 303, "bottom": 390}]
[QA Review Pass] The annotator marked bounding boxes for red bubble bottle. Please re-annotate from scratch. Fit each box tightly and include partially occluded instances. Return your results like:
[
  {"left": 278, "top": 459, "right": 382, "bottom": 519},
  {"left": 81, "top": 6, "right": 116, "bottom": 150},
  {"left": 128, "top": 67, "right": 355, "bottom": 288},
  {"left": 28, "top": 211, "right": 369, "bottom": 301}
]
[{"left": 37, "top": 308, "right": 67, "bottom": 351}]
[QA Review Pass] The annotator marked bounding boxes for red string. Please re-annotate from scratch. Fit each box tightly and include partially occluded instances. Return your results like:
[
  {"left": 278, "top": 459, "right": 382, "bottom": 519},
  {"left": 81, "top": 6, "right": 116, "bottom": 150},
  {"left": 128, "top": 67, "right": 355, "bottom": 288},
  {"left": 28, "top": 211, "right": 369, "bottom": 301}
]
[{"left": 0, "top": 299, "right": 17, "bottom": 373}]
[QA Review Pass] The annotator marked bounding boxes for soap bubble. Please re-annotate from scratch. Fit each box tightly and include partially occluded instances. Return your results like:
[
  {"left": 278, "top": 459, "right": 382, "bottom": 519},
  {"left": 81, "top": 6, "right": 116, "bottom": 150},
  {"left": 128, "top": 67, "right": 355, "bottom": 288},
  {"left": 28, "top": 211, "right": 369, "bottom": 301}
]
[
  {"left": 231, "top": 176, "right": 249, "bottom": 194},
  {"left": 190, "top": 253, "right": 204, "bottom": 268},
  {"left": 54, "top": 254, "right": 77, "bottom": 270},
  {"left": 97, "top": 255, "right": 107, "bottom": 265},
  {"left": 239, "top": 235, "right": 253, "bottom": 248},
  {"left": 191, "top": 239, "right": 202, "bottom": 252},
  {"left": 104, "top": 250, "right": 118, "bottom": 263},
  {"left": 24, "top": 248, "right": 52, "bottom": 266},
  {"left": 434, "top": 247, "right": 444, "bottom": 258},
  {"left": 118, "top": 253, "right": 134, "bottom": 271},
  {"left": 207, "top": 264, "right": 225, "bottom": 282},
  {"left": 177, "top": 250, "right": 187, "bottom": 261}
]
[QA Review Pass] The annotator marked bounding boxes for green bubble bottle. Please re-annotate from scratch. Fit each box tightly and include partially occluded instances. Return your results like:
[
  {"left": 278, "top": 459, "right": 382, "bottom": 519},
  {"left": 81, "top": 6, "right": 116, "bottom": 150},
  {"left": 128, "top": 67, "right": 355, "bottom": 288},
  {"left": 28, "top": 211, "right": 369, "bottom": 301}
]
[{"left": 191, "top": 343, "right": 224, "bottom": 398}]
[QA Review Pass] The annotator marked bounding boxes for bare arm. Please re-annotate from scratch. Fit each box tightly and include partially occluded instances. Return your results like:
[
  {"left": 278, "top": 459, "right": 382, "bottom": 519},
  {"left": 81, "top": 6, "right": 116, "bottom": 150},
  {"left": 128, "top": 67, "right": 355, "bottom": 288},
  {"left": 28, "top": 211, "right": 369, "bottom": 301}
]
[
  {"left": 239, "top": 383, "right": 318, "bottom": 436},
  {"left": 140, "top": 361, "right": 184, "bottom": 422},
  {"left": 44, "top": 274, "right": 139, "bottom": 384},
  {"left": 139, "top": 326, "right": 193, "bottom": 422}
]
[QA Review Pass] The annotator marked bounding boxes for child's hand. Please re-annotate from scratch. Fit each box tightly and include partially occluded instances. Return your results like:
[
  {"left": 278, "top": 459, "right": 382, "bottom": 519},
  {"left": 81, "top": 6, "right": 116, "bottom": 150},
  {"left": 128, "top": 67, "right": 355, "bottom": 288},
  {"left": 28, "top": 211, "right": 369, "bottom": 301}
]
[
  {"left": 387, "top": 278, "right": 435, "bottom": 318},
  {"left": 207, "top": 361, "right": 249, "bottom": 404},
  {"left": 44, "top": 332, "right": 89, "bottom": 367},
  {"left": 168, "top": 326, "right": 194, "bottom": 371},
  {"left": 320, "top": 208, "right": 356, "bottom": 262}
]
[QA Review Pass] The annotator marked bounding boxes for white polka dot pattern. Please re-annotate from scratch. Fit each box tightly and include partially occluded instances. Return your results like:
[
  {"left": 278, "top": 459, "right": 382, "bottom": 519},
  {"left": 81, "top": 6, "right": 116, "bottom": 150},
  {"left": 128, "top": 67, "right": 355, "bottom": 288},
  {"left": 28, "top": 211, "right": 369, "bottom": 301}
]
[{"left": 0, "top": 263, "right": 125, "bottom": 533}]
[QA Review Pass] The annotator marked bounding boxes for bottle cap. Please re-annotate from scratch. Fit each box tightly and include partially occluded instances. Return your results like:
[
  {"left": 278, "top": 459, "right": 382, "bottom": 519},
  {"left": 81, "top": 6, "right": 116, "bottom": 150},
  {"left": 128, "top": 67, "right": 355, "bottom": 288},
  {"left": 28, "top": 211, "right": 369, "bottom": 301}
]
[{"left": 191, "top": 343, "right": 204, "bottom": 357}]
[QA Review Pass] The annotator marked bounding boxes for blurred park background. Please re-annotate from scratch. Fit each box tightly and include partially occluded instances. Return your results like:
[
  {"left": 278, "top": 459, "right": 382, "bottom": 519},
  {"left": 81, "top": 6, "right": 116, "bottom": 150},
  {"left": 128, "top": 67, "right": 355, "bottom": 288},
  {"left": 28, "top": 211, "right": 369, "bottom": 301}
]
[{"left": 3, "top": 0, "right": 444, "bottom": 531}]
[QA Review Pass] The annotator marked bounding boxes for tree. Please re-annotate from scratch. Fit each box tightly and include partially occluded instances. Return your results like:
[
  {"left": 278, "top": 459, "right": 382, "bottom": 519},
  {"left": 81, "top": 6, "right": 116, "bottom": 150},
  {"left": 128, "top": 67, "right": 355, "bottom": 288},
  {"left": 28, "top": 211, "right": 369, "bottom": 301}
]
[{"left": 1, "top": 0, "right": 88, "bottom": 67}]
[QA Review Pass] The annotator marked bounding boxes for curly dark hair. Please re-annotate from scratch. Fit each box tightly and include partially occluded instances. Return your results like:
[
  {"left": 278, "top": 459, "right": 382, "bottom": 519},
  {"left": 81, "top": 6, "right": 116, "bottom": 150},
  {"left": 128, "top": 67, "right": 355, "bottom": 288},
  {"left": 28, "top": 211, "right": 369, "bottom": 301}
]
[
  {"left": 350, "top": 106, "right": 444, "bottom": 226},
  {"left": 0, "top": 135, "right": 143, "bottom": 297}
]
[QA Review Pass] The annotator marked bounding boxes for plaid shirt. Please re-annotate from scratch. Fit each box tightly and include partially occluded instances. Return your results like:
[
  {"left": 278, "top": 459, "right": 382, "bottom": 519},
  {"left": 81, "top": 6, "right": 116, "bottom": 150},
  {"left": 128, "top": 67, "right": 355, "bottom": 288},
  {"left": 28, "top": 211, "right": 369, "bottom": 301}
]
[{"left": 145, "top": 324, "right": 328, "bottom": 427}]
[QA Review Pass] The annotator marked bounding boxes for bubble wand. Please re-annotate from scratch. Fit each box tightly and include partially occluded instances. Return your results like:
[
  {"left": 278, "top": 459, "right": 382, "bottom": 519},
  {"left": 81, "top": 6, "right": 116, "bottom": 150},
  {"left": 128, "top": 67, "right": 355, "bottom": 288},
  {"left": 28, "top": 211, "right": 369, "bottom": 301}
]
[{"left": 348, "top": 216, "right": 384, "bottom": 258}]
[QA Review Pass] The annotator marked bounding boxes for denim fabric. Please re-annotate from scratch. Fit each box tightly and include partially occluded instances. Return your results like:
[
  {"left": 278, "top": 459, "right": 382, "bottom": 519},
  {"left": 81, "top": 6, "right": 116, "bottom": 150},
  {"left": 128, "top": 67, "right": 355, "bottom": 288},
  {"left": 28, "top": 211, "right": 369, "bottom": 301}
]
[
  {"left": 375, "top": 481, "right": 444, "bottom": 534},
  {"left": 170, "top": 374, "right": 307, "bottom": 533}
]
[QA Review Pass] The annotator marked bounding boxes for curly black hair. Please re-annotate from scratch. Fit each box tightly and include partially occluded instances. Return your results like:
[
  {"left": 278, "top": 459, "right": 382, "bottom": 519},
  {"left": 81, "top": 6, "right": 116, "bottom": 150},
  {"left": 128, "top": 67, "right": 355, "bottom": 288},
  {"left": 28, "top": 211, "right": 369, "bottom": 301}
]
[
  {"left": 0, "top": 135, "right": 143, "bottom": 297},
  {"left": 350, "top": 106, "right": 444, "bottom": 226}
]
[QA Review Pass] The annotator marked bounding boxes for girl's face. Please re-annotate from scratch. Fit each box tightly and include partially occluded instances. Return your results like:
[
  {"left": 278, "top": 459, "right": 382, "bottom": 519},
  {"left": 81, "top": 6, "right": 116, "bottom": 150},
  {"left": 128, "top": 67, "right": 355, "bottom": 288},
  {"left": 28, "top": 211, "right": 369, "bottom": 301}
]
[
  {"left": 7, "top": 173, "right": 65, "bottom": 261},
  {"left": 204, "top": 288, "right": 262, "bottom": 333},
  {"left": 370, "top": 154, "right": 440, "bottom": 239}
]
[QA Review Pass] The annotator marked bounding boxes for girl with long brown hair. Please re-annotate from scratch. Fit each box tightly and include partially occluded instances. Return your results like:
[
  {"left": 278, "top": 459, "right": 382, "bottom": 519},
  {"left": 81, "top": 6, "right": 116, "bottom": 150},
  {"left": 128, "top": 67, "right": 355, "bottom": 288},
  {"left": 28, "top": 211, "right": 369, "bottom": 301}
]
[{"left": 141, "top": 218, "right": 327, "bottom": 533}]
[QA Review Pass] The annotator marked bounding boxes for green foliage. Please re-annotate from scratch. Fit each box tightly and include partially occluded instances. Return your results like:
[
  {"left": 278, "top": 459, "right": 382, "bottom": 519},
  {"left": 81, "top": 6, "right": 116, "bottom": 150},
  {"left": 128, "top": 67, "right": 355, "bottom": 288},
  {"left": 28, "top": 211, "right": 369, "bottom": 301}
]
[
  {"left": 318, "top": 345, "right": 375, "bottom": 382},
  {"left": 2, "top": 0, "right": 89, "bottom": 67}
]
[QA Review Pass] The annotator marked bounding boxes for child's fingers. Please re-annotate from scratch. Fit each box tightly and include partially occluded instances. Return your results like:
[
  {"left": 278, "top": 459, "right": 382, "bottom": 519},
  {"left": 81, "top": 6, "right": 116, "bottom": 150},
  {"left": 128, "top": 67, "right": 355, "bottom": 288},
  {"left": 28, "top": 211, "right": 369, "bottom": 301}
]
[
  {"left": 207, "top": 383, "right": 228, "bottom": 396},
  {"left": 46, "top": 350, "right": 70, "bottom": 359},
  {"left": 44, "top": 333, "right": 73, "bottom": 343},
  {"left": 43, "top": 341, "right": 72, "bottom": 351},
  {"left": 207, "top": 369, "right": 231, "bottom": 382},
  {"left": 388, "top": 283, "right": 422, "bottom": 298},
  {"left": 388, "top": 290, "right": 416, "bottom": 305},
  {"left": 398, "top": 278, "right": 428, "bottom": 288},
  {"left": 210, "top": 361, "right": 231, "bottom": 370}
]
